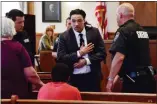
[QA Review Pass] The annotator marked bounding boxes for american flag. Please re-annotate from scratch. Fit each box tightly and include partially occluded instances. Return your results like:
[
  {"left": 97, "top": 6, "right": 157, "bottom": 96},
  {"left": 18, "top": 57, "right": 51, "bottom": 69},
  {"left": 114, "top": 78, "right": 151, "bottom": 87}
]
[{"left": 95, "top": 2, "right": 108, "bottom": 39}]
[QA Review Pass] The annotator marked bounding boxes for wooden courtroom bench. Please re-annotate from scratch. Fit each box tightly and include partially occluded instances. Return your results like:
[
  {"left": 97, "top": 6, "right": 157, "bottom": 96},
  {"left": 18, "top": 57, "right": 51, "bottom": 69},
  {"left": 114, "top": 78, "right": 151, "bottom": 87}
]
[
  {"left": 37, "top": 72, "right": 51, "bottom": 83},
  {"left": 2, "top": 99, "right": 155, "bottom": 104},
  {"left": 31, "top": 91, "right": 157, "bottom": 103},
  {"left": 1, "top": 95, "right": 155, "bottom": 104},
  {"left": 37, "top": 72, "right": 157, "bottom": 92},
  {"left": 39, "top": 51, "right": 56, "bottom": 72}
]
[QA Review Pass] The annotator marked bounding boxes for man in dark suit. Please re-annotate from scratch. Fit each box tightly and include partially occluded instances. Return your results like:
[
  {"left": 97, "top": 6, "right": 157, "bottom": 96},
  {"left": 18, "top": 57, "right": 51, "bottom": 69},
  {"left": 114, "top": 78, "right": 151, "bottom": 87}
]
[{"left": 57, "top": 9, "right": 106, "bottom": 92}]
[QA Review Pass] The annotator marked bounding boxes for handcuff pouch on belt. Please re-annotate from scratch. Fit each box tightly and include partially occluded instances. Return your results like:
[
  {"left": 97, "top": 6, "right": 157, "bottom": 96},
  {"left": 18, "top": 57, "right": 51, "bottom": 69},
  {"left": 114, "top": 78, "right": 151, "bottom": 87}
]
[{"left": 121, "top": 66, "right": 154, "bottom": 83}]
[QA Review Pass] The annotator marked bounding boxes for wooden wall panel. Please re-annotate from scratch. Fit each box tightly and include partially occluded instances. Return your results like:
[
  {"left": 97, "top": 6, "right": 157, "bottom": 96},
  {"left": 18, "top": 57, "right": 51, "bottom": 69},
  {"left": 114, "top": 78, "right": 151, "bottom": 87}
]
[
  {"left": 40, "top": 51, "right": 56, "bottom": 72},
  {"left": 27, "top": 2, "right": 34, "bottom": 15},
  {"left": 36, "top": 33, "right": 43, "bottom": 54},
  {"left": 104, "top": 40, "right": 157, "bottom": 69},
  {"left": 149, "top": 40, "right": 157, "bottom": 69},
  {"left": 120, "top": 1, "right": 157, "bottom": 26}
]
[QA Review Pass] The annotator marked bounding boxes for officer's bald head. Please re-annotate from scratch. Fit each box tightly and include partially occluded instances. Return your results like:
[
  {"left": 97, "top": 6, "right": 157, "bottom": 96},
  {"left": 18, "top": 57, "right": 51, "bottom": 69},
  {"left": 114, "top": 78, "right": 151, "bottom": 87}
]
[
  {"left": 117, "top": 3, "right": 135, "bottom": 17},
  {"left": 116, "top": 3, "right": 135, "bottom": 26}
]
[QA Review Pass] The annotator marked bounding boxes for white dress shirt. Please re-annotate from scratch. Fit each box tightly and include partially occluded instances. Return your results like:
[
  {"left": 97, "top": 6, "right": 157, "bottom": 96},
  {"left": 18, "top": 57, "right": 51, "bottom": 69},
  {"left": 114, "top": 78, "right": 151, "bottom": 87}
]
[{"left": 73, "top": 28, "right": 91, "bottom": 74}]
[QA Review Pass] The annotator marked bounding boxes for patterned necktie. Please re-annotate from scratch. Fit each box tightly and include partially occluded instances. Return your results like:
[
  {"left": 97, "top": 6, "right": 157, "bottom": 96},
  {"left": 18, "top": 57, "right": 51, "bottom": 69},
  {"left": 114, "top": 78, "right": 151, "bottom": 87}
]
[{"left": 79, "top": 33, "right": 84, "bottom": 47}]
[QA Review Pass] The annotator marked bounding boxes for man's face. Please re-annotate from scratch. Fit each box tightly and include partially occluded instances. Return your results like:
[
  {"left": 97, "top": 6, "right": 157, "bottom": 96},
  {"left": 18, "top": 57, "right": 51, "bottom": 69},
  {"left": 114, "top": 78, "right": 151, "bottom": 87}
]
[
  {"left": 15, "top": 16, "right": 24, "bottom": 32},
  {"left": 116, "top": 8, "right": 124, "bottom": 26},
  {"left": 116, "top": 13, "right": 121, "bottom": 26},
  {"left": 71, "top": 14, "right": 85, "bottom": 32},
  {"left": 66, "top": 19, "right": 71, "bottom": 30}
]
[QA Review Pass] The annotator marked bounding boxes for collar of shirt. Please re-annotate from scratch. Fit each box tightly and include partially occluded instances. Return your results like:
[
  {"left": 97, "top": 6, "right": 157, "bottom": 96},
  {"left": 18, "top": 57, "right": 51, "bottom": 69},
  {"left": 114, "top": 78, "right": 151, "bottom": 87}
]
[
  {"left": 73, "top": 28, "right": 86, "bottom": 38},
  {"left": 120, "top": 19, "right": 135, "bottom": 27},
  {"left": 73, "top": 28, "right": 87, "bottom": 48}
]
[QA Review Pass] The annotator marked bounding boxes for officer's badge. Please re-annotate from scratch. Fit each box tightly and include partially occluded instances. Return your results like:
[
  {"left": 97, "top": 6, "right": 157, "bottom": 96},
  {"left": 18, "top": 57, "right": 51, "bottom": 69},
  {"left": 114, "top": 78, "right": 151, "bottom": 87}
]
[
  {"left": 114, "top": 32, "right": 120, "bottom": 41},
  {"left": 24, "top": 38, "right": 29, "bottom": 43}
]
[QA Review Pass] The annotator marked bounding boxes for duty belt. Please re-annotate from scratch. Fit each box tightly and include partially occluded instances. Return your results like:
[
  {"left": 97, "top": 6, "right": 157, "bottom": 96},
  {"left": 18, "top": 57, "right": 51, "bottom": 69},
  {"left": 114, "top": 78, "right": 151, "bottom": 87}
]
[{"left": 121, "top": 66, "right": 155, "bottom": 83}]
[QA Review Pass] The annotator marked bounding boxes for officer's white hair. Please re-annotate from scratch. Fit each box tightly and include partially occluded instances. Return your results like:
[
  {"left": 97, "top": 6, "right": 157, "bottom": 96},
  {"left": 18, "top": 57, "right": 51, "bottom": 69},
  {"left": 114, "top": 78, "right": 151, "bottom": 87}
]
[
  {"left": 1, "top": 17, "right": 16, "bottom": 38},
  {"left": 117, "top": 3, "right": 135, "bottom": 16}
]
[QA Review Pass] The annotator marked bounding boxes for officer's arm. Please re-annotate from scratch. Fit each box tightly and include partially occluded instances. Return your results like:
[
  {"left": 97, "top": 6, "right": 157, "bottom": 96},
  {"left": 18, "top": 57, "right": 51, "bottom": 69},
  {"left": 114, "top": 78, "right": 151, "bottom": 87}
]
[{"left": 108, "top": 52, "right": 125, "bottom": 80}]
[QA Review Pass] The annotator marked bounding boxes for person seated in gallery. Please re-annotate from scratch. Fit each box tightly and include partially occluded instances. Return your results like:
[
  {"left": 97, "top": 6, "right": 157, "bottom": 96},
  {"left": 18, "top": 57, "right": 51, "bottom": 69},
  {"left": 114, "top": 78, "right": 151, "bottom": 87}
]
[
  {"left": 38, "top": 26, "right": 54, "bottom": 53},
  {"left": 53, "top": 17, "right": 71, "bottom": 52},
  {"left": 37, "top": 63, "right": 81, "bottom": 100},
  {"left": 1, "top": 17, "right": 44, "bottom": 99}
]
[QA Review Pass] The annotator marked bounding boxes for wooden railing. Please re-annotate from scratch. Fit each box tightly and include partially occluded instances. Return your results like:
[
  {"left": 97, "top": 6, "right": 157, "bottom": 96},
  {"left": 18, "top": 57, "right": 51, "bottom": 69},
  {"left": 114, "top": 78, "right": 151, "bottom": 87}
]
[
  {"left": 1, "top": 95, "right": 156, "bottom": 104},
  {"left": 31, "top": 91, "right": 157, "bottom": 103}
]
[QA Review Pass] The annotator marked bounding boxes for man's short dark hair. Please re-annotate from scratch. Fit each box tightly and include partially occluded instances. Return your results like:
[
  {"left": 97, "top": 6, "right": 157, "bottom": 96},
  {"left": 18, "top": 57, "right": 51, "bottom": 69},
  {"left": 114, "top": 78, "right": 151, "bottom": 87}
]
[
  {"left": 51, "top": 63, "right": 71, "bottom": 82},
  {"left": 6, "top": 9, "right": 24, "bottom": 21},
  {"left": 66, "top": 17, "right": 70, "bottom": 24},
  {"left": 66, "top": 17, "right": 70, "bottom": 21},
  {"left": 70, "top": 9, "right": 86, "bottom": 19}
]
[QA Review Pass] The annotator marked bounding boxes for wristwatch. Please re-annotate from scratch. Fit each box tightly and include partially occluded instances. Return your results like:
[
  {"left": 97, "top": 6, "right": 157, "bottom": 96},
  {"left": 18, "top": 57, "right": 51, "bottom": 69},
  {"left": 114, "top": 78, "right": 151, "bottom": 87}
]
[{"left": 107, "top": 77, "right": 114, "bottom": 81}]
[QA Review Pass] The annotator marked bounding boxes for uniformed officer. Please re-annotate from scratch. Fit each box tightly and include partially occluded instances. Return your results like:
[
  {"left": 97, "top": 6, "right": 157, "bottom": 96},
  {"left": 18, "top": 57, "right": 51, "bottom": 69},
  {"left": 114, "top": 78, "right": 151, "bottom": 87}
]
[
  {"left": 106, "top": 3, "right": 156, "bottom": 93},
  {"left": 6, "top": 9, "right": 34, "bottom": 65}
]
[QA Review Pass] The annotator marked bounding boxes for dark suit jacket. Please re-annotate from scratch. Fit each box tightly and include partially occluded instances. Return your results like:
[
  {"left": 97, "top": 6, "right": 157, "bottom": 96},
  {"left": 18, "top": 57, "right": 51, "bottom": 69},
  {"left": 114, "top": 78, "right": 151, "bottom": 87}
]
[{"left": 57, "top": 26, "right": 106, "bottom": 75}]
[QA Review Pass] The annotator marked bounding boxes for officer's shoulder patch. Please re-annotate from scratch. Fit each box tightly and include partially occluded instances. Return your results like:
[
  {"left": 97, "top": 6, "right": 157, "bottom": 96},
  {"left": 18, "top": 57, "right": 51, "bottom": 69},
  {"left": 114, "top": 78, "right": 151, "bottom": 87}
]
[
  {"left": 116, "top": 32, "right": 120, "bottom": 36},
  {"left": 136, "top": 31, "right": 149, "bottom": 39},
  {"left": 114, "top": 32, "right": 120, "bottom": 41},
  {"left": 24, "top": 38, "right": 29, "bottom": 43}
]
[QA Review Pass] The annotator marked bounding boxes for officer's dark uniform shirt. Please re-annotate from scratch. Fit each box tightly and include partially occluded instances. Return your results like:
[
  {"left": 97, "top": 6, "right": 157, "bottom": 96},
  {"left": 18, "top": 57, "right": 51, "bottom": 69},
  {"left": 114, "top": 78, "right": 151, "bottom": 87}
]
[
  {"left": 13, "top": 31, "right": 34, "bottom": 64},
  {"left": 109, "top": 19, "right": 151, "bottom": 76},
  {"left": 13, "top": 31, "right": 31, "bottom": 52}
]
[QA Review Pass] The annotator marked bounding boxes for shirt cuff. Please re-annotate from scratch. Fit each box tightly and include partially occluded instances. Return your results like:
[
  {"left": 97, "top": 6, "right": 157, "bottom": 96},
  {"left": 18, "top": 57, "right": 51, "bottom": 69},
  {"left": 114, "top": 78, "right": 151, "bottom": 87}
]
[
  {"left": 77, "top": 51, "right": 81, "bottom": 58},
  {"left": 85, "top": 58, "right": 91, "bottom": 65}
]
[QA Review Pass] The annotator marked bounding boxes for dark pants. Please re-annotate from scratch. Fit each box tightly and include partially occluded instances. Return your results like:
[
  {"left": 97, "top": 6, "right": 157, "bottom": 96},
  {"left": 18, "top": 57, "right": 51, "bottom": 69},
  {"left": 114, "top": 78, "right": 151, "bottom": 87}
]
[
  {"left": 69, "top": 72, "right": 101, "bottom": 92},
  {"left": 121, "top": 73, "right": 156, "bottom": 93}
]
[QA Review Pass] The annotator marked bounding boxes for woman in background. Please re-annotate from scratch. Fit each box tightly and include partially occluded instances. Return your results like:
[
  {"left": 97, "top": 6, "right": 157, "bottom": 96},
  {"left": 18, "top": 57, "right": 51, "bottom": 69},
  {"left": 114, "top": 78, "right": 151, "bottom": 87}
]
[
  {"left": 1, "top": 17, "right": 44, "bottom": 99},
  {"left": 38, "top": 26, "right": 54, "bottom": 53}
]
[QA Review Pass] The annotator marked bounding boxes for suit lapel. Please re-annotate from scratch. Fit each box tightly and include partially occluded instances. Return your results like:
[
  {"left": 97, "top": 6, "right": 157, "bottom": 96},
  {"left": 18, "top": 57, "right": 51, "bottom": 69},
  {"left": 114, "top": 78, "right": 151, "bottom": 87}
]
[
  {"left": 69, "top": 28, "right": 79, "bottom": 50},
  {"left": 85, "top": 26, "right": 92, "bottom": 44},
  {"left": 68, "top": 27, "right": 93, "bottom": 51}
]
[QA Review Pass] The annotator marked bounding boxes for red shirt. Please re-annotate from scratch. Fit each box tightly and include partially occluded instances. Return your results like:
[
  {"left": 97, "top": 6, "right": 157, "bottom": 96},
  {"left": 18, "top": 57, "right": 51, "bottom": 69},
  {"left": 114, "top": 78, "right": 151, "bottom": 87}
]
[
  {"left": 37, "top": 82, "right": 81, "bottom": 100},
  {"left": 1, "top": 40, "right": 32, "bottom": 99}
]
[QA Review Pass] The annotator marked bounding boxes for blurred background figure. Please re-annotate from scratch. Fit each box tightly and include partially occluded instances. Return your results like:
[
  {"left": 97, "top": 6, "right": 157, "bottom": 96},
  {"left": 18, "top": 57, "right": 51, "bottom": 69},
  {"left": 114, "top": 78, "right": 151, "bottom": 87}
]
[
  {"left": 53, "top": 17, "right": 71, "bottom": 52},
  {"left": 38, "top": 26, "right": 54, "bottom": 53},
  {"left": 66, "top": 17, "right": 72, "bottom": 30}
]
